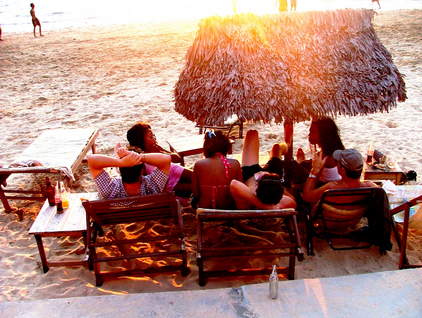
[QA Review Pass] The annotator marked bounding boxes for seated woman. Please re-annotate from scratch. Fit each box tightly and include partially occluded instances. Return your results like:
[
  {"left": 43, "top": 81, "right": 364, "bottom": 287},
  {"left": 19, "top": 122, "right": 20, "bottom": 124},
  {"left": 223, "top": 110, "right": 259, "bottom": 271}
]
[
  {"left": 230, "top": 129, "right": 296, "bottom": 210},
  {"left": 191, "top": 130, "right": 242, "bottom": 209},
  {"left": 126, "top": 121, "right": 192, "bottom": 198},
  {"left": 285, "top": 117, "right": 345, "bottom": 187}
]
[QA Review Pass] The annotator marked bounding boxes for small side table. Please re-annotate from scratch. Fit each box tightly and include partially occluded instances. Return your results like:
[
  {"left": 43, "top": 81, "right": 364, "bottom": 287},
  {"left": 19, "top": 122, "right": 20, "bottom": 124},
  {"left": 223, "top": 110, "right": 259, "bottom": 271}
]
[
  {"left": 363, "top": 162, "right": 403, "bottom": 184},
  {"left": 166, "top": 135, "right": 206, "bottom": 166},
  {"left": 29, "top": 192, "right": 98, "bottom": 273}
]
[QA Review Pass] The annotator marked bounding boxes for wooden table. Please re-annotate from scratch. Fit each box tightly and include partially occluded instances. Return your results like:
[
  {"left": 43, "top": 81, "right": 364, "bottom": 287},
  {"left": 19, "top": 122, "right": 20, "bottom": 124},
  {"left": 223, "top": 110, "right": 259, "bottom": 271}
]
[
  {"left": 29, "top": 192, "right": 98, "bottom": 273},
  {"left": 389, "top": 185, "right": 422, "bottom": 269},
  {"left": 167, "top": 135, "right": 205, "bottom": 166},
  {"left": 363, "top": 162, "right": 403, "bottom": 184},
  {"left": 0, "top": 129, "right": 99, "bottom": 213}
]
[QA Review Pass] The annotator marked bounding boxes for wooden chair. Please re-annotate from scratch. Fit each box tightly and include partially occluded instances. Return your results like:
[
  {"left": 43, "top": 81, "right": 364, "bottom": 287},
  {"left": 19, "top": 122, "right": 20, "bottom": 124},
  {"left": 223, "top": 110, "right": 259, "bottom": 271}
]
[
  {"left": 196, "top": 208, "right": 304, "bottom": 286},
  {"left": 82, "top": 192, "right": 188, "bottom": 286},
  {"left": 306, "top": 188, "right": 377, "bottom": 256},
  {"left": 390, "top": 194, "right": 422, "bottom": 269}
]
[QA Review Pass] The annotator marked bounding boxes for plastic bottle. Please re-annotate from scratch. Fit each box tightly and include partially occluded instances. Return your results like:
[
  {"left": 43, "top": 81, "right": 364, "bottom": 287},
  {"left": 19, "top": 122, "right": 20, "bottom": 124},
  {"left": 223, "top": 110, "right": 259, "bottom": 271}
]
[
  {"left": 366, "top": 141, "right": 374, "bottom": 164},
  {"left": 60, "top": 181, "right": 69, "bottom": 209},
  {"left": 55, "top": 183, "right": 64, "bottom": 213},
  {"left": 269, "top": 265, "right": 279, "bottom": 299},
  {"left": 45, "top": 176, "right": 55, "bottom": 206}
]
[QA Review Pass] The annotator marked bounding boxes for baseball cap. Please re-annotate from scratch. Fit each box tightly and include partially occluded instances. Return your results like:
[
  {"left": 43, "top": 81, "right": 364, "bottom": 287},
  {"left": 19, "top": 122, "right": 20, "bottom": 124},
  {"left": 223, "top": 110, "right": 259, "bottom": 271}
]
[{"left": 333, "top": 149, "right": 364, "bottom": 171}]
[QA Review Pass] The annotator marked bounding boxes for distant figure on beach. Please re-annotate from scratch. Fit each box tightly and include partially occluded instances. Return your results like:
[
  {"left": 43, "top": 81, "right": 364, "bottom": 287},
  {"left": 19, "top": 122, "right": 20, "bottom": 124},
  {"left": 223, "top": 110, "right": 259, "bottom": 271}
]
[
  {"left": 87, "top": 148, "right": 170, "bottom": 199},
  {"left": 191, "top": 130, "right": 242, "bottom": 210},
  {"left": 291, "top": 0, "right": 297, "bottom": 11},
  {"left": 0, "top": 24, "right": 2, "bottom": 41},
  {"left": 230, "top": 130, "right": 296, "bottom": 210},
  {"left": 275, "top": 0, "right": 288, "bottom": 12},
  {"left": 126, "top": 121, "right": 193, "bottom": 198},
  {"left": 30, "top": 3, "right": 43, "bottom": 37},
  {"left": 372, "top": 0, "right": 381, "bottom": 9}
]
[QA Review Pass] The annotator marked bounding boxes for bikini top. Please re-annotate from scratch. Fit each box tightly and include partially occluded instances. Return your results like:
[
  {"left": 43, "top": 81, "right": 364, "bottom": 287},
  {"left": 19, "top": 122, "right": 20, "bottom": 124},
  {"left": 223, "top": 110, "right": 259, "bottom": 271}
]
[{"left": 218, "top": 154, "right": 231, "bottom": 178}]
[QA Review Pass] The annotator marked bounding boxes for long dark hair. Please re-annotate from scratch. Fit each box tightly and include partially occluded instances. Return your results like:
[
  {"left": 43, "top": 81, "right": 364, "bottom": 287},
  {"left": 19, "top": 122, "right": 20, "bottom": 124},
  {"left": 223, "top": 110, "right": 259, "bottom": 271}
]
[
  {"left": 127, "top": 122, "right": 151, "bottom": 150},
  {"left": 256, "top": 173, "right": 284, "bottom": 205},
  {"left": 312, "top": 118, "right": 345, "bottom": 156}
]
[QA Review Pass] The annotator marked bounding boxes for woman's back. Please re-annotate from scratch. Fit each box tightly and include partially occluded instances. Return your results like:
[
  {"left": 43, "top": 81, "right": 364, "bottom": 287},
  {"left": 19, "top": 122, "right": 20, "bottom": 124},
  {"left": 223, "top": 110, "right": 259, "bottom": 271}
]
[{"left": 192, "top": 156, "right": 242, "bottom": 209}]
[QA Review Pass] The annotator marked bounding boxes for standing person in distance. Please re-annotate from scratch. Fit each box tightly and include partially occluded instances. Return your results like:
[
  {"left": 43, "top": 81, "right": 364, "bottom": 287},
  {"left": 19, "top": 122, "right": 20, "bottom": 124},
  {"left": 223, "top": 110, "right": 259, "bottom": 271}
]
[{"left": 30, "top": 3, "right": 43, "bottom": 37}]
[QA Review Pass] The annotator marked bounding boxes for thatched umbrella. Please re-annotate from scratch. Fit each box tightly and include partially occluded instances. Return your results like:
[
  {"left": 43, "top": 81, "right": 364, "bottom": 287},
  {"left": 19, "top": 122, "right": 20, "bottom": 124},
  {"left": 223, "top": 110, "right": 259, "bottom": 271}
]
[{"left": 174, "top": 9, "right": 406, "bottom": 126}]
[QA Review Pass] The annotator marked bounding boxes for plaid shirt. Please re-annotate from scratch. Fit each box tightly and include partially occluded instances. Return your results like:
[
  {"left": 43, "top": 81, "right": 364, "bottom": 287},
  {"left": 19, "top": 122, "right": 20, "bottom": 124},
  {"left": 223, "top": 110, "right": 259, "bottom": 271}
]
[{"left": 94, "top": 167, "right": 169, "bottom": 200}]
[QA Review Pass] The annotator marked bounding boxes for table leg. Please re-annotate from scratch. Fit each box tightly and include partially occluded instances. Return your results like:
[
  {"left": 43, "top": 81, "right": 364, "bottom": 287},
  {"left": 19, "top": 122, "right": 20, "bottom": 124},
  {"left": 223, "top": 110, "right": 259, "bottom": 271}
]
[
  {"left": 0, "top": 174, "right": 12, "bottom": 213},
  {"left": 399, "top": 207, "right": 410, "bottom": 269},
  {"left": 34, "top": 234, "right": 49, "bottom": 273}
]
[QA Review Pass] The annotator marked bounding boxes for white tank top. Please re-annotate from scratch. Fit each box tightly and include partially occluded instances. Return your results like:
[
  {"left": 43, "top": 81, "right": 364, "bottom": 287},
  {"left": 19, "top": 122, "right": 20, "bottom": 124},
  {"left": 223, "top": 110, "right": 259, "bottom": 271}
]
[{"left": 320, "top": 166, "right": 341, "bottom": 182}]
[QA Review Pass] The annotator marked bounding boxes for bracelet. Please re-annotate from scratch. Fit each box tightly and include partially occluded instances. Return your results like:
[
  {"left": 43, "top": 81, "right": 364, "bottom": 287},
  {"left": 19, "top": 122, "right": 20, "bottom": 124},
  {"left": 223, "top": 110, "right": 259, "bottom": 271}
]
[
  {"left": 141, "top": 153, "right": 145, "bottom": 162},
  {"left": 308, "top": 174, "right": 317, "bottom": 179}
]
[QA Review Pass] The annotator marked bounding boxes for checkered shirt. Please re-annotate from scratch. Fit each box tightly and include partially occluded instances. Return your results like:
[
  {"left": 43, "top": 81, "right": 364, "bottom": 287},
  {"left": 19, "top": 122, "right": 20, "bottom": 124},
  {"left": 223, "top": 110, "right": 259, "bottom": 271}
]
[{"left": 94, "top": 168, "right": 169, "bottom": 200}]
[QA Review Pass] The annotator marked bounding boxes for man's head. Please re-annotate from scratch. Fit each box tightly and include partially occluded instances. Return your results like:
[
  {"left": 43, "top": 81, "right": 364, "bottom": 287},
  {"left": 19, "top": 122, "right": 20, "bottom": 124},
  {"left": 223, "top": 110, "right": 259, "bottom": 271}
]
[
  {"left": 333, "top": 148, "right": 364, "bottom": 179},
  {"left": 120, "top": 163, "right": 144, "bottom": 184},
  {"left": 256, "top": 173, "right": 284, "bottom": 205}
]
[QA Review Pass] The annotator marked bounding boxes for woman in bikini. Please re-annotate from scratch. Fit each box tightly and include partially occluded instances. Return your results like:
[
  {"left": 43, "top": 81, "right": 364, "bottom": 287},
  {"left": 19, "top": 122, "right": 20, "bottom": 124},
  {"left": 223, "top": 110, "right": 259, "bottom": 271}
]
[{"left": 191, "top": 130, "right": 242, "bottom": 209}]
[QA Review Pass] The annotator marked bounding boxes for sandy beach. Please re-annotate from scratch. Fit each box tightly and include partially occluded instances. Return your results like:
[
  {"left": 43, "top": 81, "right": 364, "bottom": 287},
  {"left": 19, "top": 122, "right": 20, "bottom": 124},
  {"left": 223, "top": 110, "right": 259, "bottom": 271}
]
[{"left": 0, "top": 8, "right": 422, "bottom": 301}]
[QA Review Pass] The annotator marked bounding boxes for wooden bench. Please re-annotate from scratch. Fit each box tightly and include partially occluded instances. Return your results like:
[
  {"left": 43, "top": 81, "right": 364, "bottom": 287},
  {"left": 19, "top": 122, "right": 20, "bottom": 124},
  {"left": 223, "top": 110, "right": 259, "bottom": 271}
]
[
  {"left": 0, "top": 129, "right": 99, "bottom": 213},
  {"left": 196, "top": 208, "right": 304, "bottom": 286},
  {"left": 82, "top": 192, "right": 189, "bottom": 286}
]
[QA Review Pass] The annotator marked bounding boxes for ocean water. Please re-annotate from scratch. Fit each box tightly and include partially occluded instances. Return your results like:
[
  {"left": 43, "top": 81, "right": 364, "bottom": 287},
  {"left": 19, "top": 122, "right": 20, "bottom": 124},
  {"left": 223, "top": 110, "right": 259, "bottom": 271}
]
[{"left": 1, "top": 0, "right": 421, "bottom": 33}]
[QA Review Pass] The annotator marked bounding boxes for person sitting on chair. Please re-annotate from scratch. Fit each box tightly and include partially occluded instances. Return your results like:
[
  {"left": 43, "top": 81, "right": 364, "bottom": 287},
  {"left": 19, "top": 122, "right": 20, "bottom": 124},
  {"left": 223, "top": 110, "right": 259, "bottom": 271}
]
[
  {"left": 192, "top": 130, "right": 242, "bottom": 209},
  {"left": 87, "top": 147, "right": 170, "bottom": 200},
  {"left": 303, "top": 148, "right": 377, "bottom": 209},
  {"left": 125, "top": 121, "right": 192, "bottom": 198},
  {"left": 230, "top": 129, "right": 296, "bottom": 210}
]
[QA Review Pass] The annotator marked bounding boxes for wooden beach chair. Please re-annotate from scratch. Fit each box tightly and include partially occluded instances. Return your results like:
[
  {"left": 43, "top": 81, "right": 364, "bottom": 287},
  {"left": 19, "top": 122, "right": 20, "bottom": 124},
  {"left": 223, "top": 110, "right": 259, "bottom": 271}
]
[
  {"left": 390, "top": 194, "right": 422, "bottom": 269},
  {"left": 0, "top": 128, "right": 99, "bottom": 213},
  {"left": 196, "top": 207, "right": 304, "bottom": 286},
  {"left": 196, "top": 115, "right": 244, "bottom": 139},
  {"left": 82, "top": 192, "right": 188, "bottom": 286},
  {"left": 306, "top": 188, "right": 377, "bottom": 255}
]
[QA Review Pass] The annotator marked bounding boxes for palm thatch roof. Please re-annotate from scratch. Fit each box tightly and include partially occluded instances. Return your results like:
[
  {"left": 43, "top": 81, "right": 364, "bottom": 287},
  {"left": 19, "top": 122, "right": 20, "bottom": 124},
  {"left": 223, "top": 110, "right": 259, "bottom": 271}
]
[{"left": 174, "top": 9, "right": 407, "bottom": 125}]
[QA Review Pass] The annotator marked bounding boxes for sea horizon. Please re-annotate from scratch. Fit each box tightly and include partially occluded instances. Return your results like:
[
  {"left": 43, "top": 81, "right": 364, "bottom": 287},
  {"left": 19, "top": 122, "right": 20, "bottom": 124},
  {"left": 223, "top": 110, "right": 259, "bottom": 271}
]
[{"left": 1, "top": 0, "right": 421, "bottom": 34}]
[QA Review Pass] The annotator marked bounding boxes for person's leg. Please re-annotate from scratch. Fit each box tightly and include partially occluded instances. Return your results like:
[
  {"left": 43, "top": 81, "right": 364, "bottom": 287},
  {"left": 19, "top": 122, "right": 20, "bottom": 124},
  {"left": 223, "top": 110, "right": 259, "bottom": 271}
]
[
  {"left": 241, "top": 130, "right": 259, "bottom": 167},
  {"left": 38, "top": 23, "right": 43, "bottom": 36}
]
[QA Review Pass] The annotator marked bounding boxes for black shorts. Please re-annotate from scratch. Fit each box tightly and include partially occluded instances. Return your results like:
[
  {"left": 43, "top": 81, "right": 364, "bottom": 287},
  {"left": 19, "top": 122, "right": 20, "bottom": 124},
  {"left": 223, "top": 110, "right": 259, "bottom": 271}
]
[{"left": 242, "top": 157, "right": 284, "bottom": 182}]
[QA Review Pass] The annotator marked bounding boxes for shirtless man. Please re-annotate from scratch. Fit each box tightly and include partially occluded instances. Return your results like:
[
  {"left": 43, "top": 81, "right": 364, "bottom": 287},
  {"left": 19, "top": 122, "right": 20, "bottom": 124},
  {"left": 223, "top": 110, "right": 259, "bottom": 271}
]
[{"left": 30, "top": 3, "right": 43, "bottom": 37}]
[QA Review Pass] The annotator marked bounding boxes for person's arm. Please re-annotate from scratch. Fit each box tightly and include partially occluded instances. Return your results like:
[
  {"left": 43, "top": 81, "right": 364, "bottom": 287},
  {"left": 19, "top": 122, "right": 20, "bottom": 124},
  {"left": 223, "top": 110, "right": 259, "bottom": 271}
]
[
  {"left": 145, "top": 143, "right": 182, "bottom": 164},
  {"left": 115, "top": 147, "right": 171, "bottom": 175},
  {"left": 191, "top": 162, "right": 200, "bottom": 200},
  {"left": 302, "top": 151, "right": 334, "bottom": 203},
  {"left": 87, "top": 152, "right": 143, "bottom": 179}
]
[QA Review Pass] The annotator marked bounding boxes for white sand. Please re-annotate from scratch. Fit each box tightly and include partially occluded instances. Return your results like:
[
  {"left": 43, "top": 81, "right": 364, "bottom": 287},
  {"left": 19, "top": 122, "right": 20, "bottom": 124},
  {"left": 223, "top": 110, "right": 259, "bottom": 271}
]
[{"left": 0, "top": 9, "right": 421, "bottom": 301}]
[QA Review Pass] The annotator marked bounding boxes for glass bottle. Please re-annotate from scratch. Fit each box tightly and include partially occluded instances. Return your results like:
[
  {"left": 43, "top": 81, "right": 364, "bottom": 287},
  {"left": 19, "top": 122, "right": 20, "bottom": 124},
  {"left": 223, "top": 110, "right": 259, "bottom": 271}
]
[
  {"left": 60, "top": 181, "right": 69, "bottom": 209},
  {"left": 366, "top": 141, "right": 374, "bottom": 164},
  {"left": 55, "top": 183, "right": 63, "bottom": 213},
  {"left": 45, "top": 176, "right": 55, "bottom": 206},
  {"left": 269, "top": 265, "right": 279, "bottom": 299}
]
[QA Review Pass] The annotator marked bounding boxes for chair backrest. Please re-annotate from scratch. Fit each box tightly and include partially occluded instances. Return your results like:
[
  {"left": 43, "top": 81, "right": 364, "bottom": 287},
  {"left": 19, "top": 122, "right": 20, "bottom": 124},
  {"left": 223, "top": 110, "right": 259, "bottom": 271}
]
[
  {"left": 196, "top": 208, "right": 297, "bottom": 221},
  {"left": 83, "top": 191, "right": 183, "bottom": 234},
  {"left": 314, "top": 188, "right": 375, "bottom": 229}
]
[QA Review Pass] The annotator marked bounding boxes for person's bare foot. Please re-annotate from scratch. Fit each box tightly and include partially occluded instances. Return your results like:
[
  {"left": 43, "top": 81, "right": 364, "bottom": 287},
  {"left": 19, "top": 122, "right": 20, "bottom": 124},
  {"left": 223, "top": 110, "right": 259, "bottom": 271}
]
[
  {"left": 278, "top": 142, "right": 289, "bottom": 156},
  {"left": 297, "top": 148, "right": 305, "bottom": 163}
]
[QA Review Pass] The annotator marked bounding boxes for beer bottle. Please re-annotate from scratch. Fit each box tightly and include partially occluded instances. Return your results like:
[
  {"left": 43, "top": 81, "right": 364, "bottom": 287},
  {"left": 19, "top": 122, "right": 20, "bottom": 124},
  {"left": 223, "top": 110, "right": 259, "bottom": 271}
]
[{"left": 45, "top": 176, "right": 55, "bottom": 206}]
